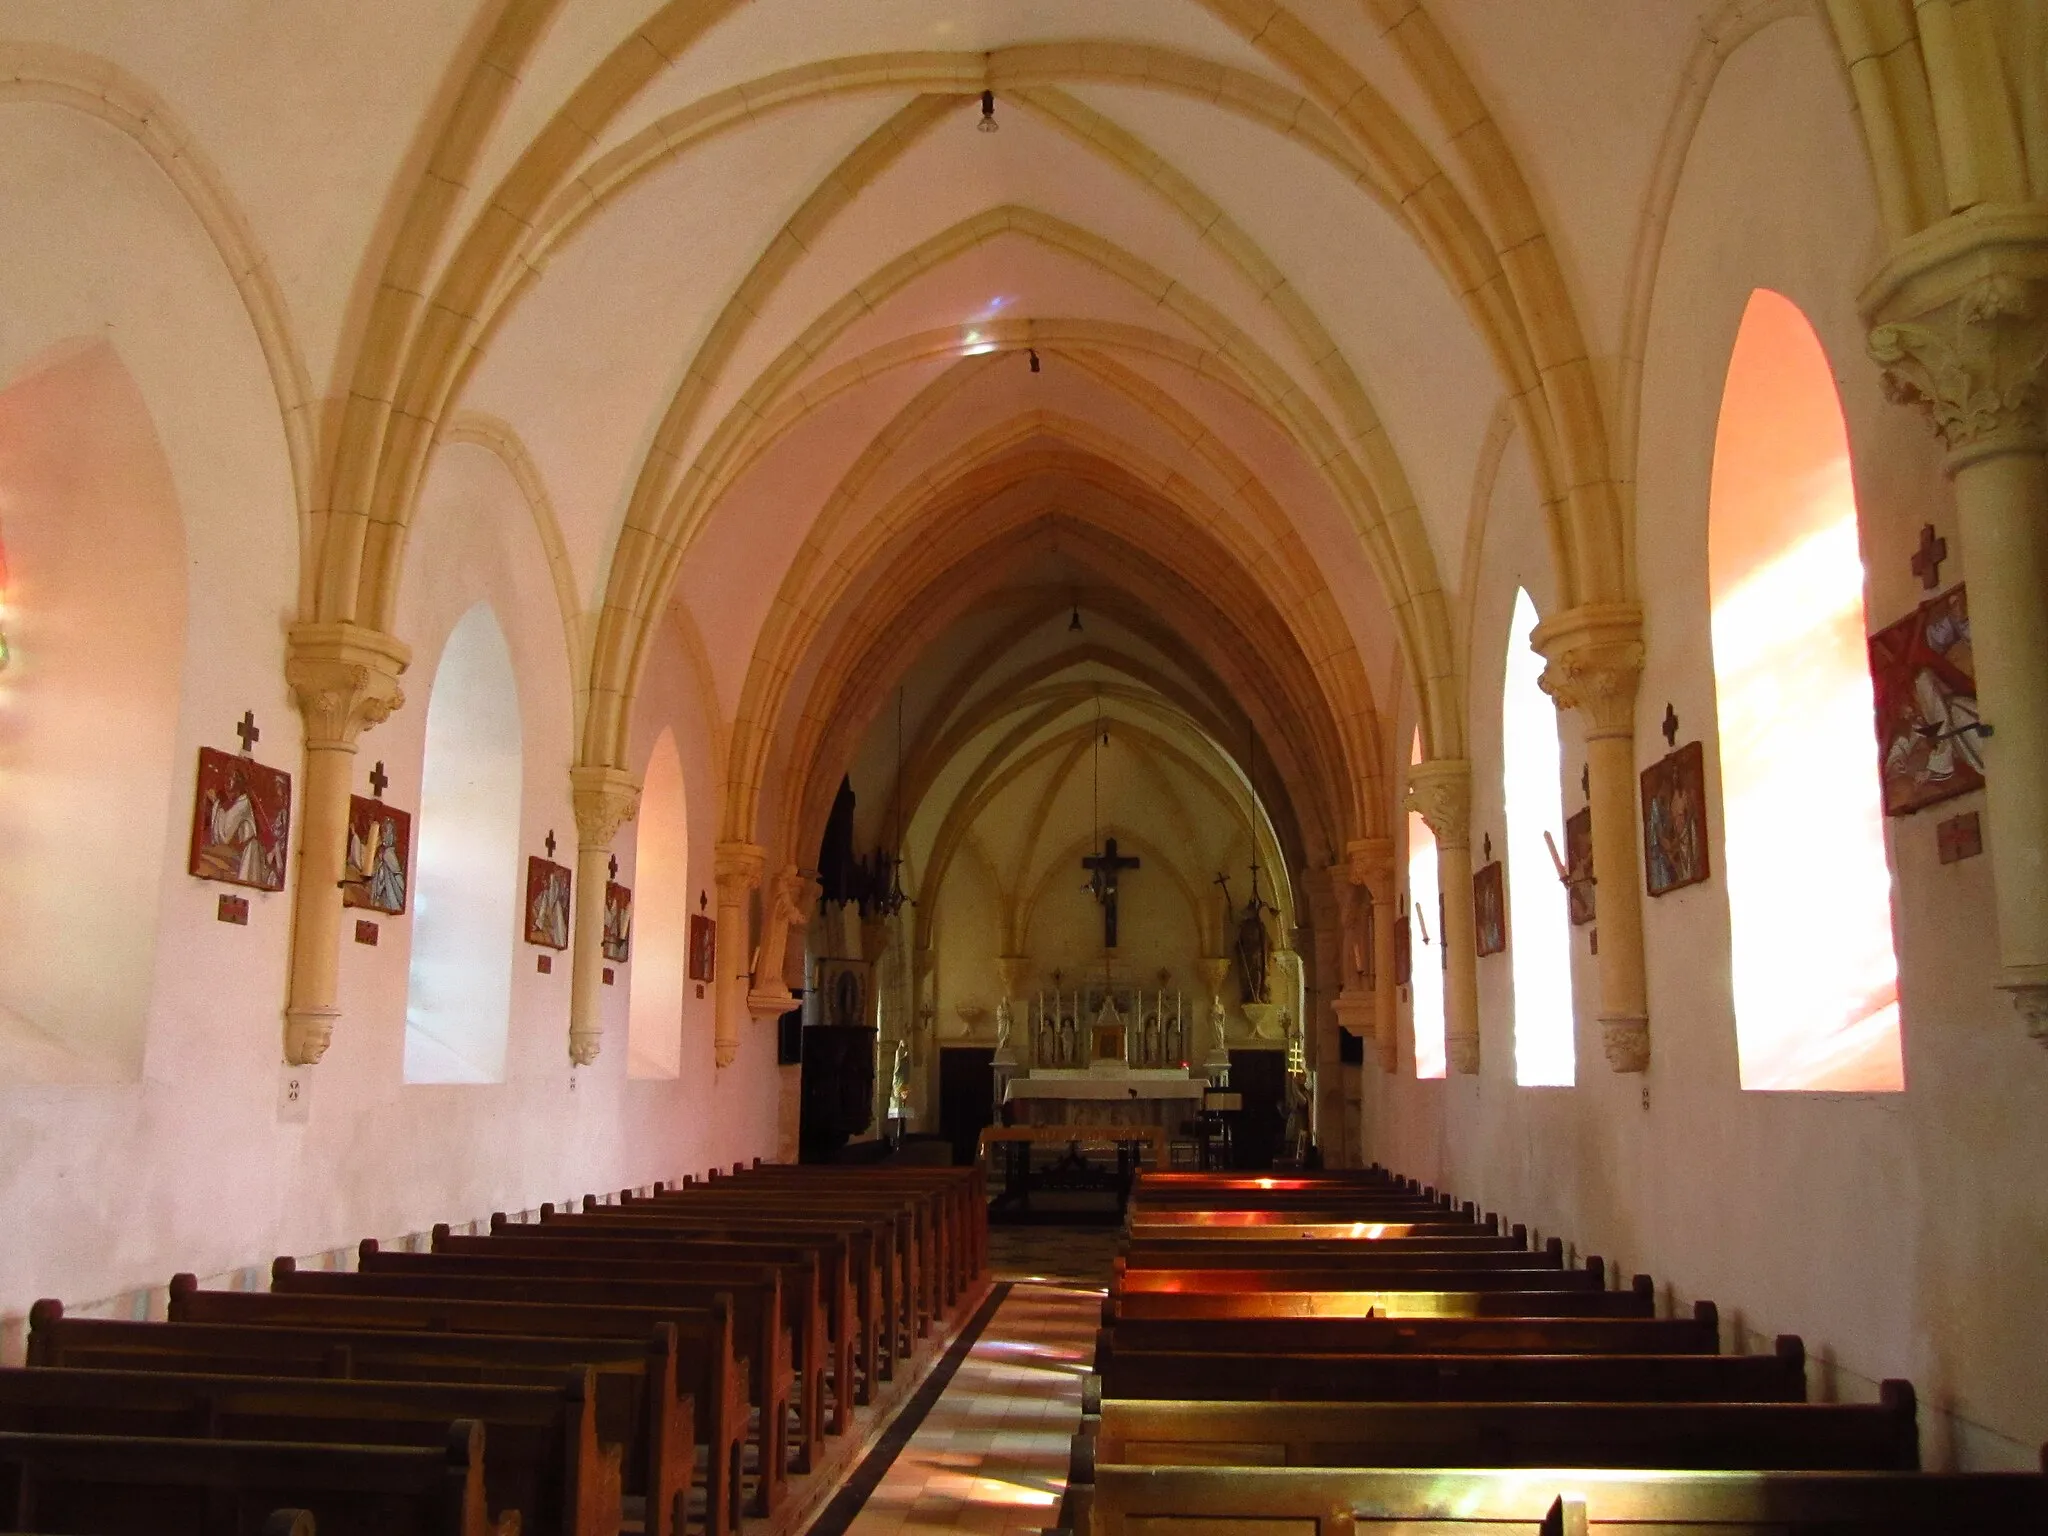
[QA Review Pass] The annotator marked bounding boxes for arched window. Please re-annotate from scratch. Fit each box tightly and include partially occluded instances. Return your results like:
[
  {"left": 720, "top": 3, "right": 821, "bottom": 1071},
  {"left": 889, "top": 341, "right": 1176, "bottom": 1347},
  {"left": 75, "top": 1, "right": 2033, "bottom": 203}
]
[
  {"left": 1409, "top": 730, "right": 1447, "bottom": 1079},
  {"left": 405, "top": 603, "right": 523, "bottom": 1084},
  {"left": 1709, "top": 289, "right": 1902, "bottom": 1091},
  {"left": 0, "top": 342, "right": 187, "bottom": 1083},
  {"left": 1504, "top": 588, "right": 1574, "bottom": 1086},
  {"left": 628, "top": 727, "right": 689, "bottom": 1079}
]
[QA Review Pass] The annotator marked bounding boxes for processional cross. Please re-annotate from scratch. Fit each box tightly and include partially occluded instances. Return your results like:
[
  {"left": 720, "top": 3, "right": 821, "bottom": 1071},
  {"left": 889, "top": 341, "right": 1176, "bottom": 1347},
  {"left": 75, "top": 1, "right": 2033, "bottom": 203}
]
[{"left": 1082, "top": 837, "right": 1141, "bottom": 949}]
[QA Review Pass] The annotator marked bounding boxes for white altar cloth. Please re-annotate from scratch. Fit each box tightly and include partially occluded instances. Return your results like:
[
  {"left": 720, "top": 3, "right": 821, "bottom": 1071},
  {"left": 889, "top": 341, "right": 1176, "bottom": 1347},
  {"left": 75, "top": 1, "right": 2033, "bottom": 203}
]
[{"left": 1004, "top": 1074, "right": 1206, "bottom": 1103}]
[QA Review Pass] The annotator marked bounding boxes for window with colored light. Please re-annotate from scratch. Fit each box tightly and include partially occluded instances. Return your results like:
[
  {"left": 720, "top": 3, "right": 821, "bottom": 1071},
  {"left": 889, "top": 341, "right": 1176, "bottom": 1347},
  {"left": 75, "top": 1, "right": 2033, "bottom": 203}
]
[
  {"left": 405, "top": 602, "right": 523, "bottom": 1085},
  {"left": 628, "top": 726, "right": 689, "bottom": 1079},
  {"left": 1708, "top": 289, "right": 1903, "bottom": 1091},
  {"left": 1504, "top": 588, "right": 1575, "bottom": 1086},
  {"left": 1409, "top": 730, "right": 1447, "bottom": 1079}
]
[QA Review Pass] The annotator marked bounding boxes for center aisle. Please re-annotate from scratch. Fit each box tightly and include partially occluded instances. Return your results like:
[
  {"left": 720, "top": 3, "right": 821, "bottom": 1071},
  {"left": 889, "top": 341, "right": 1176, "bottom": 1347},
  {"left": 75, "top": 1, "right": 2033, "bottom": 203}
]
[{"left": 812, "top": 1228, "right": 1114, "bottom": 1535}]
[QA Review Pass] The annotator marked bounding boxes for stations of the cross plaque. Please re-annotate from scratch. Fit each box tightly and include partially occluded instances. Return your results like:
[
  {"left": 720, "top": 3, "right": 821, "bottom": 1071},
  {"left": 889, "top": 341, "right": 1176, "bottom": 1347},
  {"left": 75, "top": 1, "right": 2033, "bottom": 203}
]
[{"left": 1082, "top": 837, "right": 1141, "bottom": 949}]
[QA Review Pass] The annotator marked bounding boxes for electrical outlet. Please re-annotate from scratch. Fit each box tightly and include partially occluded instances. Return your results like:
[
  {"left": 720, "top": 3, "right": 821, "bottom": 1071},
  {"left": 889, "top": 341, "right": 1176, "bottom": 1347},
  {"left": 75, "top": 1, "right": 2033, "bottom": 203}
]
[{"left": 278, "top": 1065, "right": 311, "bottom": 1124}]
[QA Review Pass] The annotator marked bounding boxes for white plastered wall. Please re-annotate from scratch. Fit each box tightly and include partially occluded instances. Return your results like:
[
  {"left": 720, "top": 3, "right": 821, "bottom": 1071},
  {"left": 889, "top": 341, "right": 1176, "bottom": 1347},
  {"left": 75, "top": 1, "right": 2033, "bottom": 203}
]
[
  {"left": 0, "top": 108, "right": 782, "bottom": 1358},
  {"left": 1364, "top": 16, "right": 2048, "bottom": 1470}
]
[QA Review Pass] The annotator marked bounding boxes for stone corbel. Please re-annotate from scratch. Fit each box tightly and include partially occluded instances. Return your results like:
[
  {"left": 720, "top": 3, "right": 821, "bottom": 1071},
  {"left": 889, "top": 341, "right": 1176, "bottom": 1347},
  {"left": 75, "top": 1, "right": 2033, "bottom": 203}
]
[
  {"left": 567, "top": 765, "right": 642, "bottom": 1066},
  {"left": 748, "top": 865, "right": 820, "bottom": 1022},
  {"left": 1406, "top": 760, "right": 1480, "bottom": 1075},
  {"left": 282, "top": 621, "right": 410, "bottom": 1066},
  {"left": 712, "top": 841, "right": 766, "bottom": 1067}
]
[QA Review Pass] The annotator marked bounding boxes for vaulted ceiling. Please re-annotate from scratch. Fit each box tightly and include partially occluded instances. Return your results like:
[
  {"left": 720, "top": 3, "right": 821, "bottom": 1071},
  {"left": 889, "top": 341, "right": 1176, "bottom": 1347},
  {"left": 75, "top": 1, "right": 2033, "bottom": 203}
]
[{"left": 3, "top": 0, "right": 1855, "bottom": 869}]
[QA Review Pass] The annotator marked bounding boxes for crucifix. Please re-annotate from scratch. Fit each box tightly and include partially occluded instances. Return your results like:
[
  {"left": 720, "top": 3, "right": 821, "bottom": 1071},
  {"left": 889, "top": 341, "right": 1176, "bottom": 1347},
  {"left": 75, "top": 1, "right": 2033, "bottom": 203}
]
[
  {"left": 544, "top": 830, "right": 557, "bottom": 860},
  {"left": 235, "top": 710, "right": 260, "bottom": 755},
  {"left": 1082, "top": 837, "right": 1141, "bottom": 949},
  {"left": 1661, "top": 703, "right": 1680, "bottom": 749},
  {"left": 609, "top": 854, "right": 620, "bottom": 881},
  {"left": 368, "top": 760, "right": 389, "bottom": 799},
  {"left": 1911, "top": 522, "right": 1948, "bottom": 591}
]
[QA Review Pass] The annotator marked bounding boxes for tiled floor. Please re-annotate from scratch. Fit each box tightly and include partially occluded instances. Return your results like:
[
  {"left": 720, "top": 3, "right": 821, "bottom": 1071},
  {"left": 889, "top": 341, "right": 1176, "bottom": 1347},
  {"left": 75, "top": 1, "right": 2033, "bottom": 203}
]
[{"left": 827, "top": 1229, "right": 1111, "bottom": 1534}]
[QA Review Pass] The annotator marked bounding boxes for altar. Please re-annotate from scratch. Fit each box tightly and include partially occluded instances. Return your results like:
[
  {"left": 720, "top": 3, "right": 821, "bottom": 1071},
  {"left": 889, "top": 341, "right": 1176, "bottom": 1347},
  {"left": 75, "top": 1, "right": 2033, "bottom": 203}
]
[{"left": 1002, "top": 1064, "right": 1208, "bottom": 1129}]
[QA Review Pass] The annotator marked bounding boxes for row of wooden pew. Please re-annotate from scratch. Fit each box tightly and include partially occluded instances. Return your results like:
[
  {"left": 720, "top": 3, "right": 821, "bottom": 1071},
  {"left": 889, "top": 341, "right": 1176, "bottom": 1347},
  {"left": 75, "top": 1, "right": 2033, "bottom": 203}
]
[
  {"left": 1062, "top": 1167, "right": 2048, "bottom": 1534},
  {"left": 4, "top": 1161, "right": 986, "bottom": 1536}
]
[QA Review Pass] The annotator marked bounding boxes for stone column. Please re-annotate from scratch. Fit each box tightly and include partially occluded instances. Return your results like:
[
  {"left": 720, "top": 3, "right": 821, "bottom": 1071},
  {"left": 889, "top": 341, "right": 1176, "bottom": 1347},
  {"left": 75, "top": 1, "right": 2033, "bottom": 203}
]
[
  {"left": 1348, "top": 837, "right": 1399, "bottom": 1073},
  {"left": 282, "top": 622, "right": 409, "bottom": 1065},
  {"left": 1867, "top": 212, "right": 2048, "bottom": 1041},
  {"left": 1534, "top": 604, "right": 1650, "bottom": 1072},
  {"left": 711, "top": 841, "right": 765, "bottom": 1067},
  {"left": 1407, "top": 759, "right": 1479, "bottom": 1074},
  {"left": 567, "top": 765, "right": 640, "bottom": 1066},
  {"left": 1195, "top": 954, "right": 1233, "bottom": 1076}
]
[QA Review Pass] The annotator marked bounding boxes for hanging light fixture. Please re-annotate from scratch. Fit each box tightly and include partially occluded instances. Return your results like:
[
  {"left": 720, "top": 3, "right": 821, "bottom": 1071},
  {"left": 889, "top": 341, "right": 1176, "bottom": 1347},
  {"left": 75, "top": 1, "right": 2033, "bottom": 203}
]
[
  {"left": 1028, "top": 348, "right": 1041, "bottom": 374},
  {"left": 978, "top": 89, "right": 999, "bottom": 133},
  {"left": 1068, "top": 602, "right": 1083, "bottom": 632}
]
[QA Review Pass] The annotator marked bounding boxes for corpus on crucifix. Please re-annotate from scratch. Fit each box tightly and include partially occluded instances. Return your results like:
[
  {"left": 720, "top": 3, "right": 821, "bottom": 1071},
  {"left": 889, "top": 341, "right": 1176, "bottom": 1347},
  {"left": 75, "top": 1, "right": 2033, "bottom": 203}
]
[{"left": 1082, "top": 837, "right": 1141, "bottom": 948}]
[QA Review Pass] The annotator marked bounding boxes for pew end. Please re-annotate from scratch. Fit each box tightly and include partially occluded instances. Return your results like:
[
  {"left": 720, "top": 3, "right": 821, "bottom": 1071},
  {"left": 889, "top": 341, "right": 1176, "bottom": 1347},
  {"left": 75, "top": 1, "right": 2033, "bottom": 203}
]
[
  {"left": 431, "top": 1223, "right": 452, "bottom": 1247},
  {"left": 1542, "top": 1491, "right": 1589, "bottom": 1536}
]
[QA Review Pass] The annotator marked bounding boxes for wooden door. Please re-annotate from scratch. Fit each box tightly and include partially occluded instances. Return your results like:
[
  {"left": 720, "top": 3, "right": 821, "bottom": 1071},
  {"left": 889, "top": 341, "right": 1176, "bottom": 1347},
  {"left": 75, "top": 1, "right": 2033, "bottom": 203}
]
[{"left": 938, "top": 1047, "right": 996, "bottom": 1168}]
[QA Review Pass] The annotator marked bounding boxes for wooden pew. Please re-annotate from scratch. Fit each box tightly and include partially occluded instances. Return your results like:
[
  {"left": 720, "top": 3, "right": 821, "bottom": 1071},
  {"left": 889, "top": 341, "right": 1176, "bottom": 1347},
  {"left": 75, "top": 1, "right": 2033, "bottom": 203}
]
[
  {"left": 1108, "top": 1280, "right": 1657, "bottom": 1323},
  {"left": 1083, "top": 1388, "right": 1922, "bottom": 1475},
  {"left": 276, "top": 1255, "right": 797, "bottom": 1507},
  {"left": 1097, "top": 1303, "right": 1723, "bottom": 1362},
  {"left": 395, "top": 1236, "right": 830, "bottom": 1469},
  {"left": 473, "top": 1218, "right": 864, "bottom": 1429},
  {"left": 714, "top": 1163, "right": 987, "bottom": 1298},
  {"left": 540, "top": 1204, "right": 897, "bottom": 1390},
  {"left": 162, "top": 1278, "right": 751, "bottom": 1536},
  {"left": 28, "top": 1304, "right": 692, "bottom": 1536},
  {"left": 623, "top": 1189, "right": 927, "bottom": 1347},
  {"left": 1085, "top": 1336, "right": 1809, "bottom": 1410},
  {"left": 1114, "top": 1262, "right": 1605, "bottom": 1295},
  {"left": 1085, "top": 1462, "right": 2048, "bottom": 1534},
  {"left": 0, "top": 1418, "right": 506, "bottom": 1536},
  {"left": 0, "top": 1366, "right": 618, "bottom": 1536}
]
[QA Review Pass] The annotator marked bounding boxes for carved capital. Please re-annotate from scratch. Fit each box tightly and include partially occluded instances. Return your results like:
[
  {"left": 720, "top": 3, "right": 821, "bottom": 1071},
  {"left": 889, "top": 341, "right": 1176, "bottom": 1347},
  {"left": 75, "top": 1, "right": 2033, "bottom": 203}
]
[
  {"left": 285, "top": 623, "right": 410, "bottom": 749},
  {"left": 1405, "top": 760, "right": 1471, "bottom": 850},
  {"left": 568, "top": 1029, "right": 602, "bottom": 1068},
  {"left": 1871, "top": 275, "right": 2048, "bottom": 465},
  {"left": 1346, "top": 836, "right": 1396, "bottom": 900},
  {"left": 996, "top": 954, "right": 1035, "bottom": 997},
  {"left": 1447, "top": 1033, "right": 1480, "bottom": 1076},
  {"left": 1533, "top": 605, "right": 1644, "bottom": 739},
  {"left": 1863, "top": 208, "right": 2048, "bottom": 469},
  {"left": 1602, "top": 1014, "right": 1650, "bottom": 1073},
  {"left": 713, "top": 841, "right": 766, "bottom": 898},
  {"left": 284, "top": 1006, "right": 337, "bottom": 1067},
  {"left": 570, "top": 765, "right": 641, "bottom": 850}
]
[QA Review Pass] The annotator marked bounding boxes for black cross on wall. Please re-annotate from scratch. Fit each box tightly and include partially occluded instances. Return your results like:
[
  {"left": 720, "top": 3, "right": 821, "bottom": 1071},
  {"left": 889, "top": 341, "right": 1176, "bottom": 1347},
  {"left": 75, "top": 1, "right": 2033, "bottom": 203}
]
[
  {"left": 1912, "top": 523, "right": 1948, "bottom": 591},
  {"left": 368, "top": 760, "right": 390, "bottom": 799},
  {"left": 1662, "top": 703, "right": 1680, "bottom": 749},
  {"left": 545, "top": 830, "right": 557, "bottom": 860},
  {"left": 609, "top": 854, "right": 619, "bottom": 881},
  {"left": 235, "top": 711, "right": 260, "bottom": 755}
]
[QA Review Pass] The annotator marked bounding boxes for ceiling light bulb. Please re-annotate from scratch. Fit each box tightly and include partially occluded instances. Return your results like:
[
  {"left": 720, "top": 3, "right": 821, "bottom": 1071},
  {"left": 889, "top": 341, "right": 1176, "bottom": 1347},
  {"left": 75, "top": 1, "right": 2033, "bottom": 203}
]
[
  {"left": 1069, "top": 605, "right": 1083, "bottom": 632},
  {"left": 979, "top": 90, "right": 999, "bottom": 133}
]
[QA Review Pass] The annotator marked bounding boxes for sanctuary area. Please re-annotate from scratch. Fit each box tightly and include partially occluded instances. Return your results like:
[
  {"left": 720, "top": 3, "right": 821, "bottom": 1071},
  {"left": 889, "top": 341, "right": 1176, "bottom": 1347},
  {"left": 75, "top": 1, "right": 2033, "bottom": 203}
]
[{"left": 1, "top": 1, "right": 2046, "bottom": 1531}]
